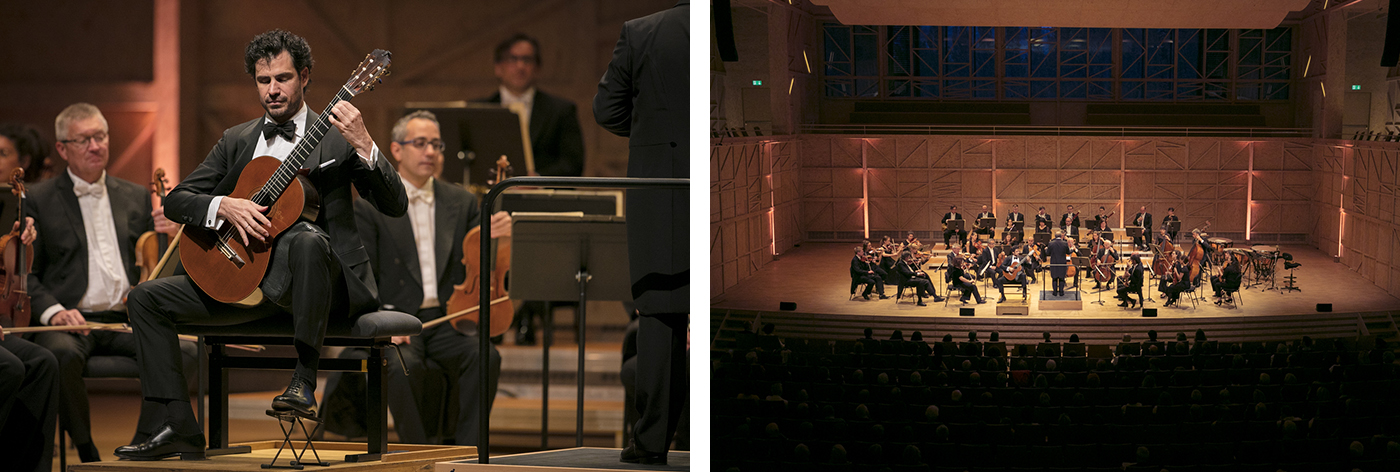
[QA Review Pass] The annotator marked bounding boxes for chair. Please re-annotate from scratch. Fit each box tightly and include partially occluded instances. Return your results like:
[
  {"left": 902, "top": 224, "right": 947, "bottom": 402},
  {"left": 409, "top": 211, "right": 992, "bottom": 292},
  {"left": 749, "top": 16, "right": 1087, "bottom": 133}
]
[
  {"left": 180, "top": 310, "right": 421, "bottom": 462},
  {"left": 850, "top": 282, "right": 869, "bottom": 300}
]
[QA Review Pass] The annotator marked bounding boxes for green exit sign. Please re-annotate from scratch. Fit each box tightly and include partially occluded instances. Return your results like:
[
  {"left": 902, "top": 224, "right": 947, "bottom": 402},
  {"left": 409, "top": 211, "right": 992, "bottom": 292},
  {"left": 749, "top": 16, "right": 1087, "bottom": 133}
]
[
  {"left": 1353, "top": 85, "right": 1362, "bottom": 90},
  {"left": 753, "top": 80, "right": 763, "bottom": 86}
]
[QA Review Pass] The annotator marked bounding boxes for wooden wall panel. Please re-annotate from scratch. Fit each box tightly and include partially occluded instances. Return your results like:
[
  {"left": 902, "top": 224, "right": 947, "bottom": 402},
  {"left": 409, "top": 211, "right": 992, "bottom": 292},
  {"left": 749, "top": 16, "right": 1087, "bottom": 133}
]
[{"left": 712, "top": 139, "right": 799, "bottom": 299}]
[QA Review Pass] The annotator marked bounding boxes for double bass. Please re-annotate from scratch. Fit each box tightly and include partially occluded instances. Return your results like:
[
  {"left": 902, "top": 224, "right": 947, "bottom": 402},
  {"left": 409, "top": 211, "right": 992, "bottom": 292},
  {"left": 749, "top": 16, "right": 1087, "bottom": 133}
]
[
  {"left": 1186, "top": 221, "right": 1211, "bottom": 284},
  {"left": 439, "top": 156, "right": 514, "bottom": 336},
  {"left": 0, "top": 169, "right": 32, "bottom": 330}
]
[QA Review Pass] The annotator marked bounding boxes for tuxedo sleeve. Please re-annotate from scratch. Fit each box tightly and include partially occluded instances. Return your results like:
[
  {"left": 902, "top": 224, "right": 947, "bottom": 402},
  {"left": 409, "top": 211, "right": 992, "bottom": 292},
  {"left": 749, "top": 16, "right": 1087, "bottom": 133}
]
[
  {"left": 594, "top": 21, "right": 635, "bottom": 138},
  {"left": 352, "top": 198, "right": 382, "bottom": 283},
  {"left": 350, "top": 147, "right": 408, "bottom": 218},
  {"left": 166, "top": 133, "right": 235, "bottom": 226}
]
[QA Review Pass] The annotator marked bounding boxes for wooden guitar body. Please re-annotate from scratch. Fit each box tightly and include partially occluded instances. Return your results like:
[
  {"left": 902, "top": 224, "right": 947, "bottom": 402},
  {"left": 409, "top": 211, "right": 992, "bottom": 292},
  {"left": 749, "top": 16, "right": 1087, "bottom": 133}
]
[{"left": 179, "top": 155, "right": 320, "bottom": 304}]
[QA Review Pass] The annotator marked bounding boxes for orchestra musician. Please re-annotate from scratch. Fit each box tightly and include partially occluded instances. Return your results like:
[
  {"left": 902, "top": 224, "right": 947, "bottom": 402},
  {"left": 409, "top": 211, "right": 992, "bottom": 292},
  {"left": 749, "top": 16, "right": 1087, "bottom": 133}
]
[
  {"left": 1034, "top": 206, "right": 1053, "bottom": 234},
  {"left": 1003, "top": 204, "right": 1025, "bottom": 245},
  {"left": 1090, "top": 232, "right": 1118, "bottom": 291},
  {"left": 1161, "top": 207, "right": 1180, "bottom": 242},
  {"left": 1154, "top": 226, "right": 1172, "bottom": 249},
  {"left": 1156, "top": 250, "right": 1178, "bottom": 298},
  {"left": 951, "top": 259, "right": 986, "bottom": 305},
  {"left": 895, "top": 251, "right": 941, "bottom": 305},
  {"left": 904, "top": 231, "right": 923, "bottom": 253},
  {"left": 1163, "top": 251, "right": 1192, "bottom": 307},
  {"left": 1212, "top": 257, "right": 1243, "bottom": 305},
  {"left": 1092, "top": 205, "right": 1113, "bottom": 242},
  {"left": 995, "top": 250, "right": 1029, "bottom": 303},
  {"left": 1115, "top": 254, "right": 1145, "bottom": 309},
  {"left": 118, "top": 30, "right": 409, "bottom": 460},
  {"left": 1131, "top": 206, "right": 1152, "bottom": 250},
  {"left": 941, "top": 205, "right": 967, "bottom": 249},
  {"left": 850, "top": 246, "right": 888, "bottom": 300},
  {"left": 1191, "top": 228, "right": 1214, "bottom": 263},
  {"left": 1060, "top": 205, "right": 1080, "bottom": 240},
  {"left": 974, "top": 204, "right": 996, "bottom": 240},
  {"left": 1046, "top": 229, "right": 1071, "bottom": 296},
  {"left": 0, "top": 333, "right": 58, "bottom": 472}
]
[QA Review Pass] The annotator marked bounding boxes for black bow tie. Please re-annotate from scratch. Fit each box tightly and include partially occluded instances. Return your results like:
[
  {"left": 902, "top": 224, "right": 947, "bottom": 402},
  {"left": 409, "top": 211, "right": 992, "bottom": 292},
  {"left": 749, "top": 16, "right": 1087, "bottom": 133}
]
[{"left": 262, "top": 120, "right": 296, "bottom": 141}]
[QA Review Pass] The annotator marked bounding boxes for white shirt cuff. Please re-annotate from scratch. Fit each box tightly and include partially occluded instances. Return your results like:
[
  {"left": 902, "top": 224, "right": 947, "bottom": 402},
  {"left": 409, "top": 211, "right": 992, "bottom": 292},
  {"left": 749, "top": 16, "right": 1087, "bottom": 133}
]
[
  {"left": 359, "top": 143, "right": 379, "bottom": 167},
  {"left": 39, "top": 304, "right": 64, "bottom": 326},
  {"left": 207, "top": 195, "right": 225, "bottom": 230}
]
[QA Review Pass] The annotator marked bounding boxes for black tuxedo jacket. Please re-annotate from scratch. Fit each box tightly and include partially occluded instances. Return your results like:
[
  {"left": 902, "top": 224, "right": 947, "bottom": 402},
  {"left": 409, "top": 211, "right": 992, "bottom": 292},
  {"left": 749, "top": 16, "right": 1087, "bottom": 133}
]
[
  {"left": 1132, "top": 212, "right": 1152, "bottom": 230},
  {"left": 24, "top": 173, "right": 152, "bottom": 321},
  {"left": 594, "top": 0, "right": 689, "bottom": 315},
  {"left": 355, "top": 180, "right": 479, "bottom": 316},
  {"left": 1008, "top": 211, "right": 1024, "bottom": 224},
  {"left": 164, "top": 112, "right": 408, "bottom": 316},
  {"left": 480, "top": 89, "right": 585, "bottom": 177},
  {"left": 1047, "top": 238, "right": 1071, "bottom": 278}
]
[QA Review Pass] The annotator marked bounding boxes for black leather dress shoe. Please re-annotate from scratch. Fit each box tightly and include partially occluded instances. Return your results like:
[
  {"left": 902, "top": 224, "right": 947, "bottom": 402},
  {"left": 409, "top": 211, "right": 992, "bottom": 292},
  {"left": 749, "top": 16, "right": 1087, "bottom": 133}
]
[
  {"left": 114, "top": 424, "right": 205, "bottom": 461},
  {"left": 271, "top": 377, "right": 317, "bottom": 416},
  {"left": 78, "top": 441, "right": 102, "bottom": 462},
  {"left": 620, "top": 441, "right": 666, "bottom": 465}
]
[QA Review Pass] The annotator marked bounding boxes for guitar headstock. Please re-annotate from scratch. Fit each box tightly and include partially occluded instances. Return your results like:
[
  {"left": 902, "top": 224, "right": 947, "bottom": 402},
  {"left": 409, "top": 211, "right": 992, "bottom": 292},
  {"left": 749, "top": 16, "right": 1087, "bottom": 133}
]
[
  {"left": 150, "top": 168, "right": 168, "bottom": 197},
  {"left": 345, "top": 49, "right": 392, "bottom": 96},
  {"left": 9, "top": 168, "right": 24, "bottom": 198}
]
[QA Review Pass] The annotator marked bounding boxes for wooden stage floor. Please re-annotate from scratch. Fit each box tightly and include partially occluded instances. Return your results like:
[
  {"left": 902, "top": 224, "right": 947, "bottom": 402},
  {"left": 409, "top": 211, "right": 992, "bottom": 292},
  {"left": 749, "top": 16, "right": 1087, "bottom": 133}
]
[{"left": 713, "top": 242, "right": 1400, "bottom": 320}]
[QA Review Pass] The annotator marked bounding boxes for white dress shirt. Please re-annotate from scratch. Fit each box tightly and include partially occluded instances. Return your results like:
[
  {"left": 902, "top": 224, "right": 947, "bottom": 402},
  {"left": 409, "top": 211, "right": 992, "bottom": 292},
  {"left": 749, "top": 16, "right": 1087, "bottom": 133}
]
[
  {"left": 204, "top": 104, "right": 380, "bottom": 229},
  {"left": 39, "top": 169, "right": 128, "bottom": 325},
  {"left": 403, "top": 176, "right": 438, "bottom": 308},
  {"left": 498, "top": 86, "right": 536, "bottom": 128}
]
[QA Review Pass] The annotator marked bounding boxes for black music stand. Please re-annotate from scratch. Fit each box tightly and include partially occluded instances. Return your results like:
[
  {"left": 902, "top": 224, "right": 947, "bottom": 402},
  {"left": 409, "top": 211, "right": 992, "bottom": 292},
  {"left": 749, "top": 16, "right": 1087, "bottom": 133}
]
[
  {"left": 1125, "top": 226, "right": 1144, "bottom": 252},
  {"left": 1166, "top": 221, "right": 1182, "bottom": 242},
  {"left": 946, "top": 219, "right": 965, "bottom": 247},
  {"left": 978, "top": 217, "right": 996, "bottom": 235},
  {"left": 1006, "top": 222, "right": 1024, "bottom": 244},
  {"left": 1071, "top": 256, "right": 1092, "bottom": 292},
  {"left": 1034, "top": 232, "right": 1050, "bottom": 246},
  {"left": 511, "top": 214, "right": 631, "bottom": 447}
]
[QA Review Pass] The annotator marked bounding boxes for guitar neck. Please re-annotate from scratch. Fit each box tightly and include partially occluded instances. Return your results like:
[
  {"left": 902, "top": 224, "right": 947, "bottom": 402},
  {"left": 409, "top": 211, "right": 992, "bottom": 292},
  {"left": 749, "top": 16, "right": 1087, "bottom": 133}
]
[{"left": 253, "top": 86, "right": 354, "bottom": 206}]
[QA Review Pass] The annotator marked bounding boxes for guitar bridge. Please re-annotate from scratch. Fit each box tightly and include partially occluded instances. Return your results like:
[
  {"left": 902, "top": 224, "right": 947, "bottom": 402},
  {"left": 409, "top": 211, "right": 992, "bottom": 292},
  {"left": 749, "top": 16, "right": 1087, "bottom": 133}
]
[{"left": 216, "top": 240, "right": 246, "bottom": 268}]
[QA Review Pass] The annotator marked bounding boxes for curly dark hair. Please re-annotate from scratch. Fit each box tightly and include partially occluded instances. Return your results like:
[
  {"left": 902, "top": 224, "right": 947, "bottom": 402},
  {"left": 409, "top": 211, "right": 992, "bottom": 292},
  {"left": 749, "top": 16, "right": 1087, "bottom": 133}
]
[
  {"left": 244, "top": 29, "right": 314, "bottom": 80},
  {"left": 493, "top": 33, "right": 540, "bottom": 65},
  {"left": 0, "top": 122, "right": 50, "bottom": 179}
]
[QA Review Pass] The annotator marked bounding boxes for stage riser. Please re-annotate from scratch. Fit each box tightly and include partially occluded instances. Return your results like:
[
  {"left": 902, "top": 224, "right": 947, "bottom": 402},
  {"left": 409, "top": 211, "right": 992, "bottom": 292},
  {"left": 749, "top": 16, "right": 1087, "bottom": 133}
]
[{"left": 714, "top": 309, "right": 1398, "bottom": 346}]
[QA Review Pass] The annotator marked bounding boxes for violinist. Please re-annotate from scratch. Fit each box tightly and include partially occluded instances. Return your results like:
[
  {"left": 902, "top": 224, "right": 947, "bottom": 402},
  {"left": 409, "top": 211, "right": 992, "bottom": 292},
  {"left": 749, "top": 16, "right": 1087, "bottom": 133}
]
[
  {"left": 1211, "top": 257, "right": 1243, "bottom": 305},
  {"left": 1131, "top": 206, "right": 1152, "bottom": 250},
  {"left": 904, "top": 231, "right": 924, "bottom": 253},
  {"left": 850, "top": 246, "right": 888, "bottom": 300},
  {"left": 1060, "top": 205, "right": 1080, "bottom": 240},
  {"left": 896, "top": 251, "right": 940, "bottom": 305},
  {"left": 1115, "top": 254, "right": 1145, "bottom": 308},
  {"left": 941, "top": 205, "right": 966, "bottom": 248},
  {"left": 26, "top": 103, "right": 178, "bottom": 462},
  {"left": 324, "top": 111, "right": 508, "bottom": 446},
  {"left": 974, "top": 204, "right": 996, "bottom": 240},
  {"left": 1161, "top": 207, "right": 1180, "bottom": 242},
  {"left": 1034, "top": 206, "right": 1053, "bottom": 234},
  {"left": 974, "top": 240, "right": 1001, "bottom": 279},
  {"left": 0, "top": 211, "right": 54, "bottom": 472}
]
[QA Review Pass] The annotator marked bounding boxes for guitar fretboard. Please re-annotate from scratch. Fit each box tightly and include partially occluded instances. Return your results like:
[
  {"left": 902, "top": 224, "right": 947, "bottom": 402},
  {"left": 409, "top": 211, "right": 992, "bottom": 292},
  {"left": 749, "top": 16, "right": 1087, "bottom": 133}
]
[{"left": 251, "top": 86, "right": 355, "bottom": 207}]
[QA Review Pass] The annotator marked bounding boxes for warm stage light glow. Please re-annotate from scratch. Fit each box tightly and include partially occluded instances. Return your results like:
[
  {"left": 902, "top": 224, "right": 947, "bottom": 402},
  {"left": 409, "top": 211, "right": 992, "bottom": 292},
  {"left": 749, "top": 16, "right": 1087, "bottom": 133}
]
[
  {"left": 861, "top": 164, "right": 870, "bottom": 240},
  {"left": 789, "top": 77, "right": 795, "bottom": 95},
  {"left": 1320, "top": 82, "right": 1326, "bottom": 98},
  {"left": 1304, "top": 56, "right": 1311, "bottom": 77},
  {"left": 769, "top": 208, "right": 776, "bottom": 256},
  {"left": 1245, "top": 147, "right": 1253, "bottom": 241},
  {"left": 1338, "top": 192, "right": 1345, "bottom": 258},
  {"left": 803, "top": 50, "right": 811, "bottom": 74}
]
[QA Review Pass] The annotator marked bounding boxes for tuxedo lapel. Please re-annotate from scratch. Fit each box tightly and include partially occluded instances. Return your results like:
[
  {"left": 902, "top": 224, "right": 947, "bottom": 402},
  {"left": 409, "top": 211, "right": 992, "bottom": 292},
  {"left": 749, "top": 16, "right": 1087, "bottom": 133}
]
[
  {"left": 300, "top": 111, "right": 324, "bottom": 172},
  {"left": 432, "top": 180, "right": 458, "bottom": 280},
  {"left": 387, "top": 210, "right": 422, "bottom": 287},
  {"left": 528, "top": 95, "right": 547, "bottom": 142},
  {"left": 105, "top": 179, "right": 135, "bottom": 282},
  {"left": 53, "top": 176, "right": 88, "bottom": 257}
]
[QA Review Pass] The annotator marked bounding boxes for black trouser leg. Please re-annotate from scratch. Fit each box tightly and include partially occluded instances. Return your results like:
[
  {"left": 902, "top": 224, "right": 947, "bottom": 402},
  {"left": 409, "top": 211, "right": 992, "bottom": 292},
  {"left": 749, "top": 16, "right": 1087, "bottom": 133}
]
[
  {"left": 286, "top": 230, "right": 344, "bottom": 381},
  {"left": 430, "top": 324, "right": 501, "bottom": 447},
  {"left": 31, "top": 331, "right": 96, "bottom": 446},
  {"left": 632, "top": 313, "right": 687, "bottom": 454},
  {"left": 0, "top": 336, "right": 58, "bottom": 472}
]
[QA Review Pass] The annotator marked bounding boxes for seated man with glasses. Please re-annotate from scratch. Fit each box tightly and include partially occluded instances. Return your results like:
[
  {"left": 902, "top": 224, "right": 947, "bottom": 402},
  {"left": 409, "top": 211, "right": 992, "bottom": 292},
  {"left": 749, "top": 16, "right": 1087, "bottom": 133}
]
[
  {"left": 478, "top": 33, "right": 585, "bottom": 346},
  {"left": 25, "top": 103, "right": 182, "bottom": 462},
  {"left": 322, "top": 110, "right": 509, "bottom": 447}
]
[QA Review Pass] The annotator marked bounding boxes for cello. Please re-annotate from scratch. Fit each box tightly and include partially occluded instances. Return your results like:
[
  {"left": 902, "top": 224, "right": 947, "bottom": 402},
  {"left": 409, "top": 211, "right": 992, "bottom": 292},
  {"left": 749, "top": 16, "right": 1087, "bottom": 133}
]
[
  {"left": 1093, "top": 238, "right": 1116, "bottom": 283},
  {"left": 136, "top": 168, "right": 172, "bottom": 282},
  {"left": 438, "top": 156, "right": 514, "bottom": 336},
  {"left": 0, "top": 168, "right": 32, "bottom": 330}
]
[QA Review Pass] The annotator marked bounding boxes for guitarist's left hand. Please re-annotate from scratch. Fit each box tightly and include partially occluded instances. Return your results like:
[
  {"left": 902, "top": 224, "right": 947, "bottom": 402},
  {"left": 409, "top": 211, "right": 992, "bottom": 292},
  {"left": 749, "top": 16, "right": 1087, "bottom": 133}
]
[{"left": 328, "top": 101, "right": 375, "bottom": 160}]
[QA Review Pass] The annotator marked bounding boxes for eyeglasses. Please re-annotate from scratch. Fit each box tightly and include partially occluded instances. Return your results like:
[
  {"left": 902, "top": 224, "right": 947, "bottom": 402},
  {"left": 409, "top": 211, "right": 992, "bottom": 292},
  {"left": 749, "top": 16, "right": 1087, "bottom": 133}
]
[
  {"left": 60, "top": 132, "right": 109, "bottom": 147},
  {"left": 396, "top": 137, "right": 445, "bottom": 152},
  {"left": 498, "top": 54, "right": 537, "bottom": 65}
]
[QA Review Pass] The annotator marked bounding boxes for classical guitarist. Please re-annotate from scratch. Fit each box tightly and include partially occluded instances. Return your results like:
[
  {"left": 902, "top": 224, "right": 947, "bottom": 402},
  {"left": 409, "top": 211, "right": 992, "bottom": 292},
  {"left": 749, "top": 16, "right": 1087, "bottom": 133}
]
[{"left": 117, "top": 30, "right": 407, "bottom": 461}]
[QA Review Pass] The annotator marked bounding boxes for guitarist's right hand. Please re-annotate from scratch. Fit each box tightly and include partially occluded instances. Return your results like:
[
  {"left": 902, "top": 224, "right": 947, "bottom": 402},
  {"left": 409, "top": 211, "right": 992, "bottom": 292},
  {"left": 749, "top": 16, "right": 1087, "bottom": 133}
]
[{"left": 217, "top": 197, "right": 271, "bottom": 245}]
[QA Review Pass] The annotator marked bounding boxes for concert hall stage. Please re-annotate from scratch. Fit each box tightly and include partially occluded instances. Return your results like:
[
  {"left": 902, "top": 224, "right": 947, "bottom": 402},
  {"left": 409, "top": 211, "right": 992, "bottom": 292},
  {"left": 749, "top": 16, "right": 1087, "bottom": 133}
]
[
  {"left": 711, "top": 242, "right": 1400, "bottom": 346},
  {"left": 67, "top": 442, "right": 475, "bottom": 472},
  {"left": 435, "top": 447, "right": 689, "bottom": 471}
]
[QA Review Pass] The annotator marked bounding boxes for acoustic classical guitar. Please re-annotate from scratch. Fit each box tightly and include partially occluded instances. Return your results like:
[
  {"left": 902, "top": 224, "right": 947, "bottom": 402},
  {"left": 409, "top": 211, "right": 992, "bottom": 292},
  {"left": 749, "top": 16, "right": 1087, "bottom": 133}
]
[{"left": 180, "top": 50, "right": 391, "bottom": 305}]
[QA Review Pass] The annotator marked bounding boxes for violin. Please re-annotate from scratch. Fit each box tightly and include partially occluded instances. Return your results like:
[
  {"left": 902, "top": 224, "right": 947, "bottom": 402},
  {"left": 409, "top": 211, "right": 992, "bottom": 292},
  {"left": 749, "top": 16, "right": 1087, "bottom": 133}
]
[
  {"left": 0, "top": 169, "right": 32, "bottom": 329},
  {"left": 136, "top": 168, "right": 173, "bottom": 282},
  {"left": 441, "top": 156, "right": 514, "bottom": 336}
]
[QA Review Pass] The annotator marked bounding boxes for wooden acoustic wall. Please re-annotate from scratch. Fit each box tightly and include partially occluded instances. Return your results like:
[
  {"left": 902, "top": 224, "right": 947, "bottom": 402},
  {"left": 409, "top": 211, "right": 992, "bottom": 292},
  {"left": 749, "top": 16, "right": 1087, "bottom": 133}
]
[
  {"left": 1313, "top": 141, "right": 1400, "bottom": 294},
  {"left": 798, "top": 135, "right": 1318, "bottom": 244},
  {"left": 711, "top": 138, "right": 800, "bottom": 299}
]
